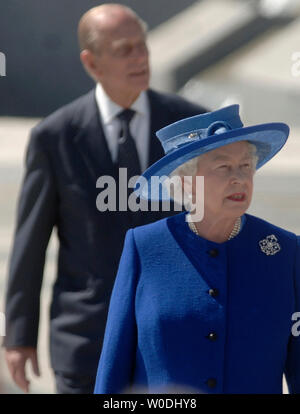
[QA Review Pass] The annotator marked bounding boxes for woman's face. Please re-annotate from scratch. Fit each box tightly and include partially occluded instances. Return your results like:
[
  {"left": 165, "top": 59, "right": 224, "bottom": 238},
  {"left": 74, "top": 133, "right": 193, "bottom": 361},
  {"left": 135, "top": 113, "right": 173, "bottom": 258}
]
[{"left": 192, "top": 141, "right": 255, "bottom": 220}]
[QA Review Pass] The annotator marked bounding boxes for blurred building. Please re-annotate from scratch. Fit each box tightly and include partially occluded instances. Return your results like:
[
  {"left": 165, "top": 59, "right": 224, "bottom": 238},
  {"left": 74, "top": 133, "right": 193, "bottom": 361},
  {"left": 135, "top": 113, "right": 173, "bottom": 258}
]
[
  {"left": 148, "top": 0, "right": 300, "bottom": 123},
  {"left": 0, "top": 0, "right": 198, "bottom": 117},
  {"left": 178, "top": 0, "right": 300, "bottom": 126}
]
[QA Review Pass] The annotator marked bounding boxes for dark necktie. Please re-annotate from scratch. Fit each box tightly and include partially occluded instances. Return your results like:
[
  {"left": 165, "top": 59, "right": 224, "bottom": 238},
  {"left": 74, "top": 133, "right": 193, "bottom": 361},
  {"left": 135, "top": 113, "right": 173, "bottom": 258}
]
[
  {"left": 117, "top": 109, "right": 141, "bottom": 179},
  {"left": 117, "top": 109, "right": 142, "bottom": 227}
]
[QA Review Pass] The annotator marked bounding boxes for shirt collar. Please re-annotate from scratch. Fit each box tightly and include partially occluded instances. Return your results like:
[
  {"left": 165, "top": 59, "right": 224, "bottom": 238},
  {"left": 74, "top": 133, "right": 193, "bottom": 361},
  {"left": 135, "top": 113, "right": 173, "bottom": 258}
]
[
  {"left": 130, "top": 90, "right": 148, "bottom": 117},
  {"left": 95, "top": 83, "right": 148, "bottom": 124}
]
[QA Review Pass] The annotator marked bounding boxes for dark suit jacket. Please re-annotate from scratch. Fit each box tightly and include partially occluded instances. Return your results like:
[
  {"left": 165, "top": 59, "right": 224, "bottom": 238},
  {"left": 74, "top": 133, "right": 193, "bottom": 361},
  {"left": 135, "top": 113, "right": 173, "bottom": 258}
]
[{"left": 4, "top": 88, "right": 206, "bottom": 377}]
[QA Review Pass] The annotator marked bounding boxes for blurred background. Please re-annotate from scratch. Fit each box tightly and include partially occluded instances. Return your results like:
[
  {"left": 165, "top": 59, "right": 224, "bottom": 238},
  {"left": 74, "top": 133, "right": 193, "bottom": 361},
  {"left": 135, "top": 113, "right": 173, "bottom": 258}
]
[{"left": 0, "top": 0, "right": 299, "bottom": 393}]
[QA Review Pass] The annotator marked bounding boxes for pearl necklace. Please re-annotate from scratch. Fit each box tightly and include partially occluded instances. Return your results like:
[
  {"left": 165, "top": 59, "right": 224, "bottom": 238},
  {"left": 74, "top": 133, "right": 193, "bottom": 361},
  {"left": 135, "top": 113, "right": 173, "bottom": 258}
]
[{"left": 188, "top": 216, "right": 241, "bottom": 241}]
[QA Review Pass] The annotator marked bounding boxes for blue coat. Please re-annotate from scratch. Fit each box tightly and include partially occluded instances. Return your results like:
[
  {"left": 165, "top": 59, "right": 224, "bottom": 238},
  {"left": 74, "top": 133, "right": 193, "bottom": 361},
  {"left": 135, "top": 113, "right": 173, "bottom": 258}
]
[{"left": 94, "top": 212, "right": 300, "bottom": 394}]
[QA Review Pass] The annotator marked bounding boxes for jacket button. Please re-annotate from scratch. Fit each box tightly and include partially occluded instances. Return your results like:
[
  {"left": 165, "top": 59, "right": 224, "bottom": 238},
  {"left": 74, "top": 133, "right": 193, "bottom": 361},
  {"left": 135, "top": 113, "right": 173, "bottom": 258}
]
[
  {"left": 206, "top": 378, "right": 217, "bottom": 388},
  {"left": 208, "top": 248, "right": 219, "bottom": 257},
  {"left": 208, "top": 288, "right": 219, "bottom": 298},
  {"left": 207, "top": 332, "right": 218, "bottom": 341}
]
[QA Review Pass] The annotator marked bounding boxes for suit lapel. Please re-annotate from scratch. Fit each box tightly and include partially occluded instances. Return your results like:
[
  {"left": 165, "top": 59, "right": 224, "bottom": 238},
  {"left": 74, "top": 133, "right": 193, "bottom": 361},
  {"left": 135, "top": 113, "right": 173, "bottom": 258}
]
[
  {"left": 73, "top": 90, "right": 115, "bottom": 185},
  {"left": 147, "top": 90, "right": 167, "bottom": 167}
]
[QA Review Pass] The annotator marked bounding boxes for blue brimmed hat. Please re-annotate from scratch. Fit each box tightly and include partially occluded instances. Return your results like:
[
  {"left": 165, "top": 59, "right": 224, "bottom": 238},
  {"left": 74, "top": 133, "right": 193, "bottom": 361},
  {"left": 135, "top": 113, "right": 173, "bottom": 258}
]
[{"left": 135, "top": 104, "right": 289, "bottom": 200}]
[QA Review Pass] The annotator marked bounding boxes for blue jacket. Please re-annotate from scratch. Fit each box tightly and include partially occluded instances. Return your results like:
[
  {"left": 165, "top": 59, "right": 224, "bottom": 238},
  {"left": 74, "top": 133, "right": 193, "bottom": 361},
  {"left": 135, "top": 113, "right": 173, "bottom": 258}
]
[{"left": 94, "top": 212, "right": 300, "bottom": 394}]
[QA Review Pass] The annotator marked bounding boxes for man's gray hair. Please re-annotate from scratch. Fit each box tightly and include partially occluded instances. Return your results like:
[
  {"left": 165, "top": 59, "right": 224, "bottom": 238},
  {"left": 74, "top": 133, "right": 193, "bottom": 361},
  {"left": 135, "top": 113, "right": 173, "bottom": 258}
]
[{"left": 78, "top": 4, "right": 148, "bottom": 53}]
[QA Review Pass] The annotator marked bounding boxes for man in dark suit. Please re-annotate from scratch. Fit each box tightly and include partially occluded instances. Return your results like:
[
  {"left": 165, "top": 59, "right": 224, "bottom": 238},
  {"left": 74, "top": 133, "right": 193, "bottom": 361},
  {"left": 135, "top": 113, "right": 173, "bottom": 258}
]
[{"left": 4, "top": 4, "right": 206, "bottom": 393}]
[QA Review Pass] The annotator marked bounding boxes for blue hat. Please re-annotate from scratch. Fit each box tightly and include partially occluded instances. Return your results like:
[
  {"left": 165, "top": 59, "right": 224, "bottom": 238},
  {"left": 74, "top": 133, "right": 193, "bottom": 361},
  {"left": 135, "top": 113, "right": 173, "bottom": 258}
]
[{"left": 135, "top": 104, "right": 289, "bottom": 200}]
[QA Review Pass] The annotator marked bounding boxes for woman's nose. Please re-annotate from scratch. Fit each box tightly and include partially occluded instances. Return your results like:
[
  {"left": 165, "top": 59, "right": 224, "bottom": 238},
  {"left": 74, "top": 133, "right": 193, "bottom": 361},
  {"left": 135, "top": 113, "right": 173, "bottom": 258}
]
[{"left": 230, "top": 168, "right": 246, "bottom": 184}]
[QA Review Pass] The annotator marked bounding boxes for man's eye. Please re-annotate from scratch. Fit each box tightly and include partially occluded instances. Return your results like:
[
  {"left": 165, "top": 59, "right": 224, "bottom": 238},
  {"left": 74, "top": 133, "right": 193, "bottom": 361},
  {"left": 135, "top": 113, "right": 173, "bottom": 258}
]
[
  {"left": 137, "top": 41, "right": 147, "bottom": 51},
  {"left": 218, "top": 165, "right": 229, "bottom": 169},
  {"left": 115, "top": 45, "right": 132, "bottom": 57},
  {"left": 241, "top": 163, "right": 251, "bottom": 168}
]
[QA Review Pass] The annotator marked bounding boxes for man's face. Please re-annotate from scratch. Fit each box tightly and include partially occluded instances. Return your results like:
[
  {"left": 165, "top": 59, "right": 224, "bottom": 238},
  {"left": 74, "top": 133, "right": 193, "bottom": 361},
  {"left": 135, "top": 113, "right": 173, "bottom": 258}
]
[{"left": 91, "top": 16, "right": 150, "bottom": 100}]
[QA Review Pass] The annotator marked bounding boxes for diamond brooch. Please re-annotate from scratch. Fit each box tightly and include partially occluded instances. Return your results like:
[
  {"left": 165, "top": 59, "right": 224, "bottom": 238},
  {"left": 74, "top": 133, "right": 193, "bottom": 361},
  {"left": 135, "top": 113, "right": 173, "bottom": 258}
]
[{"left": 259, "top": 234, "right": 281, "bottom": 256}]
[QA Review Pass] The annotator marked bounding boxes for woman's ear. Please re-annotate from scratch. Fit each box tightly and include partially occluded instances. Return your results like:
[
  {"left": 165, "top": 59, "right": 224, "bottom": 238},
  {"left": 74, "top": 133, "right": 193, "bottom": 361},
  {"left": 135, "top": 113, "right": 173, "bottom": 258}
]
[
  {"left": 181, "top": 175, "right": 193, "bottom": 198},
  {"left": 181, "top": 175, "right": 193, "bottom": 210},
  {"left": 182, "top": 174, "right": 204, "bottom": 222}
]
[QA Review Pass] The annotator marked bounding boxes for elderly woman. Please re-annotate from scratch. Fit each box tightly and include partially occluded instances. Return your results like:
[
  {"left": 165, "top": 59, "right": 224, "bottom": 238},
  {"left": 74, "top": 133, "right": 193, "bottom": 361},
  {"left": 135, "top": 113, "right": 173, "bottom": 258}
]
[{"left": 94, "top": 105, "right": 300, "bottom": 394}]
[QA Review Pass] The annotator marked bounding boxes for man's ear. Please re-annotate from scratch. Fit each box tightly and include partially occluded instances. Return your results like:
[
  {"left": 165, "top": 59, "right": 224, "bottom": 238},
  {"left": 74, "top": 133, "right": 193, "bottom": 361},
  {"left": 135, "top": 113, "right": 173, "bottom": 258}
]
[{"left": 80, "top": 49, "right": 100, "bottom": 79}]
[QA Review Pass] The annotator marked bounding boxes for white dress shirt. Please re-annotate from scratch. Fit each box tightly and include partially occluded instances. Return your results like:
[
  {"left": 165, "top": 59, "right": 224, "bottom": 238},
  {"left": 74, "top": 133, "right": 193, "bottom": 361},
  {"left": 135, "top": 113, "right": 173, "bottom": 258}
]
[{"left": 95, "top": 83, "right": 150, "bottom": 172}]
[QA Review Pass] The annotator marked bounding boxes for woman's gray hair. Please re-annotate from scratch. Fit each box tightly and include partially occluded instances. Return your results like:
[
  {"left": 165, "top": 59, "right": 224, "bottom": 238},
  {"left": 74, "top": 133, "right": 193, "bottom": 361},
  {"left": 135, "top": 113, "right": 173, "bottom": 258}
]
[{"left": 166, "top": 141, "right": 258, "bottom": 210}]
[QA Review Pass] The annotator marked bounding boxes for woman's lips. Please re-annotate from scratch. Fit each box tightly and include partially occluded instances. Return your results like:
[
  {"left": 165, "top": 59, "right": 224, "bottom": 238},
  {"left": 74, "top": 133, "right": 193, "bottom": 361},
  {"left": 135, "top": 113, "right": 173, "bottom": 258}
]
[{"left": 227, "top": 193, "right": 246, "bottom": 202}]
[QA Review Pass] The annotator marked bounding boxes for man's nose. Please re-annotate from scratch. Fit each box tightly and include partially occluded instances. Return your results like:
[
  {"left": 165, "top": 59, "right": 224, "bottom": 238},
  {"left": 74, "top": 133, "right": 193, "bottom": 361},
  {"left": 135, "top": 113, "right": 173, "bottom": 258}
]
[{"left": 132, "top": 43, "right": 148, "bottom": 59}]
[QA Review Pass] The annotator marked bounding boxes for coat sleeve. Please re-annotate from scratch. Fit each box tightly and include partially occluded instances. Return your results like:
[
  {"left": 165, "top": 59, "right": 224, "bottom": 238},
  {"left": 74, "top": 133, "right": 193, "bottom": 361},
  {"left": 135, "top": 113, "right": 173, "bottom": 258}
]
[
  {"left": 285, "top": 236, "right": 300, "bottom": 393},
  {"left": 94, "top": 229, "right": 139, "bottom": 394},
  {"left": 3, "top": 127, "right": 58, "bottom": 348}
]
